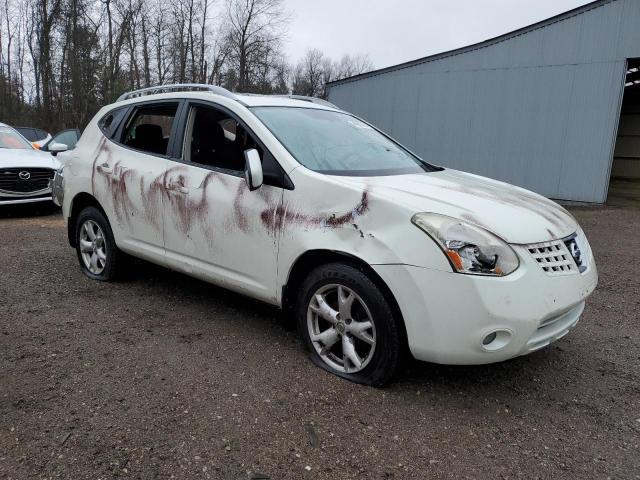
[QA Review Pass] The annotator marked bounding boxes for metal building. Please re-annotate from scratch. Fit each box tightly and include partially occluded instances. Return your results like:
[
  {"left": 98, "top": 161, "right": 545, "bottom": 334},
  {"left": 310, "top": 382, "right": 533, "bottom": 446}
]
[{"left": 326, "top": 0, "right": 640, "bottom": 203}]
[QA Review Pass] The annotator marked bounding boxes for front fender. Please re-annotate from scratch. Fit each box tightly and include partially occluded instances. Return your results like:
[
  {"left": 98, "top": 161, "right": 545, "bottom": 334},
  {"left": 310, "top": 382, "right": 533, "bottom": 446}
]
[{"left": 275, "top": 169, "right": 452, "bottom": 298}]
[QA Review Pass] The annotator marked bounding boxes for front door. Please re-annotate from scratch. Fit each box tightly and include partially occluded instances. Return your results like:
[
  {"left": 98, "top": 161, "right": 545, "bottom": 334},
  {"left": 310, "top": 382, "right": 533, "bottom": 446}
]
[
  {"left": 162, "top": 103, "right": 282, "bottom": 304},
  {"left": 91, "top": 102, "right": 180, "bottom": 265}
]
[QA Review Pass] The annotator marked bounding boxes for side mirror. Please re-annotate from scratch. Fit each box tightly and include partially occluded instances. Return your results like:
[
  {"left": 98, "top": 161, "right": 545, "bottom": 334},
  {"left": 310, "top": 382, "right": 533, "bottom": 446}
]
[
  {"left": 244, "top": 148, "right": 263, "bottom": 191},
  {"left": 49, "top": 142, "right": 68, "bottom": 156}
]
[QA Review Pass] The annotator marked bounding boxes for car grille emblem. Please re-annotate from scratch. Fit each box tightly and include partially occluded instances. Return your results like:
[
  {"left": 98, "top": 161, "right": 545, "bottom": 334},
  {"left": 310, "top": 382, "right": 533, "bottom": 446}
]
[
  {"left": 563, "top": 237, "right": 585, "bottom": 272},
  {"left": 568, "top": 240, "right": 581, "bottom": 264},
  {"left": 18, "top": 171, "right": 31, "bottom": 180}
]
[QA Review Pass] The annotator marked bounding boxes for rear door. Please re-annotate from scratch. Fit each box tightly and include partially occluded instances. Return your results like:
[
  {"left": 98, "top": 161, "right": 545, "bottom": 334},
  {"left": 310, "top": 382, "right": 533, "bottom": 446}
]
[
  {"left": 91, "top": 102, "right": 181, "bottom": 265},
  {"left": 162, "top": 101, "right": 286, "bottom": 304}
]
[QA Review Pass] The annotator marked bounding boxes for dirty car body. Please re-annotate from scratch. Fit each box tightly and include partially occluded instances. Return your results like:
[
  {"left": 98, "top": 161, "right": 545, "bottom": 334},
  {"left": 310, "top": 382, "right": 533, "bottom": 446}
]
[{"left": 56, "top": 86, "right": 598, "bottom": 385}]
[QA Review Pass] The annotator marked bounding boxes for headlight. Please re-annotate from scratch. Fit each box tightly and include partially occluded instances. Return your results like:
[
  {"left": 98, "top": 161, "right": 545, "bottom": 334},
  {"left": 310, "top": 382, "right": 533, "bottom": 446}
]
[{"left": 412, "top": 213, "right": 519, "bottom": 276}]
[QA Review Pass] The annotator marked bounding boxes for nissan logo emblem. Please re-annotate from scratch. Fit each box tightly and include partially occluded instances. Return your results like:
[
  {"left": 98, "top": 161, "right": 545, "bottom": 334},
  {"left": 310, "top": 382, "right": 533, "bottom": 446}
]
[
  {"left": 18, "top": 171, "right": 31, "bottom": 180},
  {"left": 568, "top": 240, "right": 582, "bottom": 265}
]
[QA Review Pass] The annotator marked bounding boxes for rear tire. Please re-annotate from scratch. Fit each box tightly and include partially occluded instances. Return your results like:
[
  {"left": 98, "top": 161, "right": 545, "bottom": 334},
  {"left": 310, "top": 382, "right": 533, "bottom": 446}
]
[
  {"left": 75, "top": 207, "right": 122, "bottom": 281},
  {"left": 296, "top": 262, "right": 402, "bottom": 386}
]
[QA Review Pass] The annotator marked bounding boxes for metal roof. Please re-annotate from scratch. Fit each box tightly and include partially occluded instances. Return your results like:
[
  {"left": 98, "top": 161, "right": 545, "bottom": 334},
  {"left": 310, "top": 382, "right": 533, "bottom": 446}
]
[{"left": 327, "top": 0, "right": 616, "bottom": 88}]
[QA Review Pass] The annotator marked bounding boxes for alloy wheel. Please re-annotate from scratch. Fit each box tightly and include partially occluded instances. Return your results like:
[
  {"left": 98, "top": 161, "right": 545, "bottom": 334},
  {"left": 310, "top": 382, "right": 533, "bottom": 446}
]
[
  {"left": 306, "top": 284, "right": 376, "bottom": 373},
  {"left": 79, "top": 220, "right": 107, "bottom": 275}
]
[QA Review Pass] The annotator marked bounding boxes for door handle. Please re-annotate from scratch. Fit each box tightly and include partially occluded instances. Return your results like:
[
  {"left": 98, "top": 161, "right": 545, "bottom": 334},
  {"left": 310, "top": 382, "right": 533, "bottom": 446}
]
[
  {"left": 167, "top": 182, "right": 189, "bottom": 194},
  {"left": 99, "top": 163, "right": 113, "bottom": 174}
]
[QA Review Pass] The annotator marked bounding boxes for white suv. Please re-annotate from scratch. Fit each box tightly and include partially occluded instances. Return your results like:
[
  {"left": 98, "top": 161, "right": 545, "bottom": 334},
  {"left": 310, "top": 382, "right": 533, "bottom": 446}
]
[{"left": 54, "top": 84, "right": 598, "bottom": 385}]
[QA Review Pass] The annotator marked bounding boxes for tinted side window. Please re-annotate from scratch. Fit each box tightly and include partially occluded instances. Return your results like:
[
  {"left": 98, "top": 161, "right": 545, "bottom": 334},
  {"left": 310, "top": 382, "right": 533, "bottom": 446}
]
[
  {"left": 52, "top": 130, "right": 79, "bottom": 149},
  {"left": 35, "top": 129, "right": 49, "bottom": 140},
  {"left": 184, "top": 106, "right": 261, "bottom": 173},
  {"left": 99, "top": 107, "right": 128, "bottom": 138},
  {"left": 121, "top": 104, "right": 178, "bottom": 156},
  {"left": 16, "top": 128, "right": 37, "bottom": 141}
]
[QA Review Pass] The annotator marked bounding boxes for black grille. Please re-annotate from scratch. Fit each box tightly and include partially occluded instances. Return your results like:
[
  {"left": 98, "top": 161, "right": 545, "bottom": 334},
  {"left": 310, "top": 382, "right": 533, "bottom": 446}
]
[{"left": 0, "top": 168, "right": 54, "bottom": 193}]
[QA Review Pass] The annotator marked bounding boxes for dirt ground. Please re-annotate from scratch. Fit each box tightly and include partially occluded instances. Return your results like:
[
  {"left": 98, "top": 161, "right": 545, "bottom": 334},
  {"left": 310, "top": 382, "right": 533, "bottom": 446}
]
[{"left": 1, "top": 202, "right": 638, "bottom": 480}]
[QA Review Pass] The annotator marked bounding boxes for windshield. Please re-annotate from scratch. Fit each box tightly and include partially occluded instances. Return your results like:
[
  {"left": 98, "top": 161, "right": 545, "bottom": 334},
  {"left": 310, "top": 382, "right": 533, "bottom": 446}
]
[
  {"left": 0, "top": 127, "right": 33, "bottom": 150},
  {"left": 252, "top": 107, "right": 440, "bottom": 176}
]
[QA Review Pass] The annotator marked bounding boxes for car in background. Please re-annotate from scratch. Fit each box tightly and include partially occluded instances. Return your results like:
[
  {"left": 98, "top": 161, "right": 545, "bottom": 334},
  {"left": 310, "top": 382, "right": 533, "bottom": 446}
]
[
  {"left": 0, "top": 122, "right": 65, "bottom": 206},
  {"left": 14, "top": 126, "right": 52, "bottom": 149},
  {"left": 40, "top": 128, "right": 81, "bottom": 154}
]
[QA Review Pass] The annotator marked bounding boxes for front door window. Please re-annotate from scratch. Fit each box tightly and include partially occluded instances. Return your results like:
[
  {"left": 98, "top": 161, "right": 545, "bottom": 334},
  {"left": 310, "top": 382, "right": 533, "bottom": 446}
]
[{"left": 182, "top": 106, "right": 262, "bottom": 173}]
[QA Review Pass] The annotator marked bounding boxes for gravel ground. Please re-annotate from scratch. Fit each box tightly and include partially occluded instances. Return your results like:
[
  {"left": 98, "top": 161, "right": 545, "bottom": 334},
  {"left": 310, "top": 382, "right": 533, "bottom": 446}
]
[{"left": 1, "top": 202, "right": 639, "bottom": 480}]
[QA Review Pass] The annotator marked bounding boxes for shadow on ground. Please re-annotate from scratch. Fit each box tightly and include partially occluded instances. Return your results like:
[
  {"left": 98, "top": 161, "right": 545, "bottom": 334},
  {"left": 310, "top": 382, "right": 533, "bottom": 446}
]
[
  {"left": 0, "top": 202, "right": 61, "bottom": 219},
  {"left": 124, "top": 253, "right": 576, "bottom": 393}
]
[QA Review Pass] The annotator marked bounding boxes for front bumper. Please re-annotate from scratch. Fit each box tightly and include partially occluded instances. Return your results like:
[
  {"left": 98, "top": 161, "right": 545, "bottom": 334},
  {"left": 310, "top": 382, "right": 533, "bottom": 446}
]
[
  {"left": 373, "top": 241, "right": 598, "bottom": 365},
  {"left": 0, "top": 195, "right": 54, "bottom": 205},
  {"left": 0, "top": 187, "right": 54, "bottom": 205}
]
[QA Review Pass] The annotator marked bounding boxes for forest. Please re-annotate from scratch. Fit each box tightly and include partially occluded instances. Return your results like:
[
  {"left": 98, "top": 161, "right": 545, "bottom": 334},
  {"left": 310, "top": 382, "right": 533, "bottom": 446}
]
[{"left": 0, "top": 0, "right": 372, "bottom": 132}]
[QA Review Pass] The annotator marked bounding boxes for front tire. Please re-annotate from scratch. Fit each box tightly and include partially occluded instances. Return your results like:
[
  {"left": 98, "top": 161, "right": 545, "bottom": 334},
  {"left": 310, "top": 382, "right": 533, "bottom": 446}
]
[
  {"left": 75, "top": 207, "right": 122, "bottom": 281},
  {"left": 296, "top": 263, "right": 402, "bottom": 386}
]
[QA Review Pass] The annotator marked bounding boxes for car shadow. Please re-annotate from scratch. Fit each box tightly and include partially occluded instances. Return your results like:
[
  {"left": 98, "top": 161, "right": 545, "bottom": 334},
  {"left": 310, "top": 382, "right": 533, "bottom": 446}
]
[
  {"left": 114, "top": 251, "right": 566, "bottom": 393},
  {"left": 120, "top": 255, "right": 287, "bottom": 328},
  {"left": 0, "top": 203, "right": 61, "bottom": 219},
  {"left": 399, "top": 353, "right": 552, "bottom": 390}
]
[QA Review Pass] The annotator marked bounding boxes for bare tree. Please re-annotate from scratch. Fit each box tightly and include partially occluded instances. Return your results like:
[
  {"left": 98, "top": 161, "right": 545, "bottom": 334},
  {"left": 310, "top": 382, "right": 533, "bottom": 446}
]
[
  {"left": 37, "top": 0, "right": 64, "bottom": 124},
  {"left": 224, "top": 0, "right": 288, "bottom": 92},
  {"left": 4, "top": 0, "right": 13, "bottom": 101},
  {"left": 292, "top": 48, "right": 373, "bottom": 99},
  {"left": 206, "top": 28, "right": 230, "bottom": 85},
  {"left": 333, "top": 52, "right": 373, "bottom": 80},
  {"left": 0, "top": 0, "right": 369, "bottom": 131},
  {"left": 151, "top": 0, "right": 168, "bottom": 84},
  {"left": 140, "top": 9, "right": 150, "bottom": 86},
  {"left": 292, "top": 48, "right": 327, "bottom": 97}
]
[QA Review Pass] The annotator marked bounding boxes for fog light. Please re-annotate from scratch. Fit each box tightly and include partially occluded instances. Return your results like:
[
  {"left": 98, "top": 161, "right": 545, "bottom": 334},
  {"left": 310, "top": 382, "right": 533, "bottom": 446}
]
[{"left": 481, "top": 329, "right": 512, "bottom": 352}]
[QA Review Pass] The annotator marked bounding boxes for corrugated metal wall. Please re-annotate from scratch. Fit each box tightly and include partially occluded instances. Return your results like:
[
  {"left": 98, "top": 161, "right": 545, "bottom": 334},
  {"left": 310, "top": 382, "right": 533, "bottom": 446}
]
[{"left": 327, "top": 0, "right": 640, "bottom": 202}]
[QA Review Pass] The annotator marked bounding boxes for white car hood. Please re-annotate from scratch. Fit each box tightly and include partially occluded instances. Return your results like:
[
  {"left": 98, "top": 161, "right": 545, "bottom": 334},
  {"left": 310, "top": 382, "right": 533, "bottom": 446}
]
[
  {"left": 338, "top": 169, "right": 578, "bottom": 244},
  {"left": 0, "top": 148, "right": 60, "bottom": 170}
]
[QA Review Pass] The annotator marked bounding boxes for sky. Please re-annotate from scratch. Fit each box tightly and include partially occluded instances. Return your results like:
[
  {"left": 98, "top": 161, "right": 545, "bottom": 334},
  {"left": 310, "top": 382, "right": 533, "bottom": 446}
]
[{"left": 283, "top": 0, "right": 593, "bottom": 69}]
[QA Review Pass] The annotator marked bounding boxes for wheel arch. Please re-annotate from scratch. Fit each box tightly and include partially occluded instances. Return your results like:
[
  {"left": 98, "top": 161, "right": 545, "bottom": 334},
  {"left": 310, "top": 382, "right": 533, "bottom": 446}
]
[
  {"left": 282, "top": 249, "right": 408, "bottom": 348},
  {"left": 67, "top": 192, "right": 109, "bottom": 247}
]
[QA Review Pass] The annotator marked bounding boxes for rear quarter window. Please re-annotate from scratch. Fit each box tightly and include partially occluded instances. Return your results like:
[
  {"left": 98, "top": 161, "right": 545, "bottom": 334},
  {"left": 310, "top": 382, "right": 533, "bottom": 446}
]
[
  {"left": 120, "top": 103, "right": 179, "bottom": 156},
  {"left": 99, "top": 108, "right": 128, "bottom": 138}
]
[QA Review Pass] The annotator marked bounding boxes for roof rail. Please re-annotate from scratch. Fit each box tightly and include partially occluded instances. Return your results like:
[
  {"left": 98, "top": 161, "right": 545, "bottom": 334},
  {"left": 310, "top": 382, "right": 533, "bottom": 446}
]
[
  {"left": 277, "top": 95, "right": 339, "bottom": 109},
  {"left": 116, "top": 84, "right": 237, "bottom": 102}
]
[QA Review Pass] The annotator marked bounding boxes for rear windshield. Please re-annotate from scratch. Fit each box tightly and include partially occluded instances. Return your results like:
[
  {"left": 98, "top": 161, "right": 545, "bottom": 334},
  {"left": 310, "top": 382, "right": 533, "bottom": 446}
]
[
  {"left": 0, "top": 127, "right": 33, "bottom": 150},
  {"left": 251, "top": 106, "right": 441, "bottom": 176}
]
